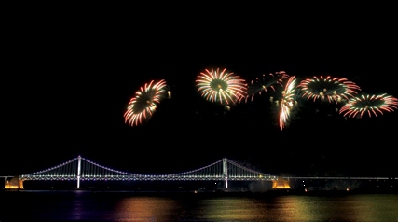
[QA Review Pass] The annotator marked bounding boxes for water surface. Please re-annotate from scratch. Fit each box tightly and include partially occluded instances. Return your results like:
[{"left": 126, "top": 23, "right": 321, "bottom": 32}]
[{"left": 1, "top": 190, "right": 397, "bottom": 221}]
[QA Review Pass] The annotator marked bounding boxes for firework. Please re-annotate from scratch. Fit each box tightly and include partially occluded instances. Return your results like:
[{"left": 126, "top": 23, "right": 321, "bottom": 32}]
[
  {"left": 279, "top": 76, "right": 297, "bottom": 130},
  {"left": 297, "top": 76, "right": 361, "bottom": 103},
  {"left": 196, "top": 68, "right": 247, "bottom": 106},
  {"left": 339, "top": 93, "right": 398, "bottom": 118},
  {"left": 124, "top": 79, "right": 168, "bottom": 126},
  {"left": 246, "top": 71, "right": 289, "bottom": 102}
]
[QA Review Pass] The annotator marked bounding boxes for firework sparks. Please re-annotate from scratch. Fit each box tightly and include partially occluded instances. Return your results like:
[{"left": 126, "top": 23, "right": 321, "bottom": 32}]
[
  {"left": 124, "top": 79, "right": 168, "bottom": 126},
  {"left": 339, "top": 93, "right": 398, "bottom": 118},
  {"left": 246, "top": 71, "right": 289, "bottom": 102},
  {"left": 196, "top": 68, "right": 247, "bottom": 106},
  {"left": 279, "top": 76, "right": 297, "bottom": 130},
  {"left": 297, "top": 76, "right": 361, "bottom": 103}
]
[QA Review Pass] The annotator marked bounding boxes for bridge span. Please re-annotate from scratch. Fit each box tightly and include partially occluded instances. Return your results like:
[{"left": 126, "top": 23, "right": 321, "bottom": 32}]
[
  {"left": 3, "top": 156, "right": 397, "bottom": 191},
  {"left": 4, "top": 156, "right": 279, "bottom": 190}
]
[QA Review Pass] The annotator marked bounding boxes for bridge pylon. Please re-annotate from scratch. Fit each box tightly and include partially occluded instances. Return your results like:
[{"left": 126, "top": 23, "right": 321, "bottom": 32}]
[
  {"left": 76, "top": 155, "right": 81, "bottom": 189},
  {"left": 223, "top": 158, "right": 228, "bottom": 189}
]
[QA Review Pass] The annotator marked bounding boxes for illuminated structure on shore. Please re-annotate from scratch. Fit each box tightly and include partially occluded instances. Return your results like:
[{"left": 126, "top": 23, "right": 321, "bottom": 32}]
[
  {"left": 3, "top": 157, "right": 397, "bottom": 191},
  {"left": 5, "top": 156, "right": 278, "bottom": 190}
]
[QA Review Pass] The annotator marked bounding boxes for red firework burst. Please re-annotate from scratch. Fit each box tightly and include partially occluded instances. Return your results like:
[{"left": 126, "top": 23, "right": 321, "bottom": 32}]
[
  {"left": 339, "top": 93, "right": 398, "bottom": 118},
  {"left": 245, "top": 71, "right": 289, "bottom": 102},
  {"left": 297, "top": 76, "right": 361, "bottom": 103},
  {"left": 124, "top": 79, "right": 169, "bottom": 126},
  {"left": 196, "top": 68, "right": 247, "bottom": 106}
]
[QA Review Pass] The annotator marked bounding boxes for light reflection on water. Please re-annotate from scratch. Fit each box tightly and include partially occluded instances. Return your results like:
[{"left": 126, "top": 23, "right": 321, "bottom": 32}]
[
  {"left": 1, "top": 191, "right": 397, "bottom": 221},
  {"left": 115, "top": 197, "right": 181, "bottom": 221}
]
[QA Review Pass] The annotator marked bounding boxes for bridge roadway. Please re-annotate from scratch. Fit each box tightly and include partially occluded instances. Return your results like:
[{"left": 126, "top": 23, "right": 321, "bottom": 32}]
[
  {"left": 3, "top": 175, "right": 397, "bottom": 190},
  {"left": 283, "top": 176, "right": 395, "bottom": 180},
  {"left": 2, "top": 155, "right": 397, "bottom": 190}
]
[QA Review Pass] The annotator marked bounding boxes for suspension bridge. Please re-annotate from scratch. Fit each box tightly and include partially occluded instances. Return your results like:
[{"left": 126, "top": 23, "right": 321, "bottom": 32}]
[
  {"left": 3, "top": 156, "right": 396, "bottom": 191},
  {"left": 3, "top": 156, "right": 282, "bottom": 190}
]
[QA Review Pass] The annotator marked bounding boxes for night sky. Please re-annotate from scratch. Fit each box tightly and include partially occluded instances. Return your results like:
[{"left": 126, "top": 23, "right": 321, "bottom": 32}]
[{"left": 2, "top": 5, "right": 397, "bottom": 178}]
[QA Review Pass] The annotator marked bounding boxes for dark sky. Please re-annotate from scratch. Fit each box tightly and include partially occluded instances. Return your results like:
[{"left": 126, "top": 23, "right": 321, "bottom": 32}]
[{"left": 2, "top": 5, "right": 397, "bottom": 178}]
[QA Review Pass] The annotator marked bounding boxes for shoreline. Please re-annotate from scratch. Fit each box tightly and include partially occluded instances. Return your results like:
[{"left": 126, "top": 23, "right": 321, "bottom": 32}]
[{"left": 3, "top": 187, "right": 397, "bottom": 195}]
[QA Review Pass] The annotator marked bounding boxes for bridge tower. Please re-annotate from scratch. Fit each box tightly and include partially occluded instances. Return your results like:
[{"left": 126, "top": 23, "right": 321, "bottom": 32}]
[
  {"left": 223, "top": 158, "right": 228, "bottom": 188},
  {"left": 76, "top": 155, "right": 82, "bottom": 189}
]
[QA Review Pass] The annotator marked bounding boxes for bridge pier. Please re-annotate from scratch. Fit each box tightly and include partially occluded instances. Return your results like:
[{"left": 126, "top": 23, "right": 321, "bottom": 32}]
[
  {"left": 4, "top": 175, "right": 24, "bottom": 189},
  {"left": 272, "top": 176, "right": 291, "bottom": 189}
]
